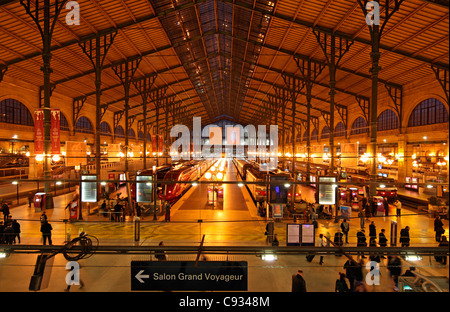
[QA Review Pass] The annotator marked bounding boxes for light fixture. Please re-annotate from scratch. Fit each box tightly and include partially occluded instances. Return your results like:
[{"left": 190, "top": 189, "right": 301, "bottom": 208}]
[
  {"left": 205, "top": 172, "right": 212, "bottom": 179},
  {"left": 216, "top": 172, "right": 224, "bottom": 180},
  {"left": 237, "top": 183, "right": 244, "bottom": 187},
  {"left": 192, "top": 182, "right": 198, "bottom": 187},
  {"left": 261, "top": 254, "right": 277, "bottom": 261}
]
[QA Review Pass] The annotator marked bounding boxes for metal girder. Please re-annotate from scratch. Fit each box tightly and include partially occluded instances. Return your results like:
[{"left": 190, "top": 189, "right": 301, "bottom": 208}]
[
  {"left": 355, "top": 95, "right": 370, "bottom": 125},
  {"left": 72, "top": 96, "right": 87, "bottom": 127},
  {"left": 113, "top": 111, "right": 124, "bottom": 133},
  {"left": 222, "top": 0, "right": 447, "bottom": 68},
  {"left": 385, "top": 83, "right": 403, "bottom": 130},
  {"left": 39, "top": 84, "right": 55, "bottom": 108},
  {"left": 0, "top": 65, "right": 7, "bottom": 82},
  {"left": 431, "top": 64, "right": 449, "bottom": 104}
]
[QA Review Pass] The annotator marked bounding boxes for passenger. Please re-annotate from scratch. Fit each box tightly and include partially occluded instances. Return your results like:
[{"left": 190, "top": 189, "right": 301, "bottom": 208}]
[
  {"left": 394, "top": 198, "right": 402, "bottom": 217},
  {"left": 12, "top": 219, "right": 20, "bottom": 244},
  {"left": 399, "top": 226, "right": 410, "bottom": 247},
  {"left": 358, "top": 210, "right": 365, "bottom": 229},
  {"left": 40, "top": 220, "right": 53, "bottom": 245},
  {"left": 356, "top": 229, "right": 367, "bottom": 258},
  {"left": 113, "top": 201, "right": 122, "bottom": 222},
  {"left": 291, "top": 269, "right": 307, "bottom": 292},
  {"left": 40, "top": 211, "right": 48, "bottom": 224},
  {"left": 28, "top": 192, "right": 34, "bottom": 208},
  {"left": 272, "top": 234, "right": 279, "bottom": 246},
  {"left": 164, "top": 201, "right": 171, "bottom": 222},
  {"left": 335, "top": 272, "right": 349, "bottom": 292},
  {"left": 387, "top": 255, "right": 402, "bottom": 291},
  {"left": 265, "top": 220, "right": 274, "bottom": 245},
  {"left": 340, "top": 219, "right": 350, "bottom": 244},
  {"left": 316, "top": 233, "right": 325, "bottom": 265},
  {"left": 334, "top": 229, "right": 344, "bottom": 256},
  {"left": 0, "top": 221, "right": 4, "bottom": 244},
  {"left": 155, "top": 241, "right": 167, "bottom": 261},
  {"left": 435, "top": 236, "right": 448, "bottom": 265},
  {"left": 343, "top": 259, "right": 357, "bottom": 290},
  {"left": 369, "top": 221, "right": 376, "bottom": 241},
  {"left": 378, "top": 229, "right": 388, "bottom": 258},
  {"left": 434, "top": 216, "right": 445, "bottom": 242},
  {"left": 3, "top": 222, "right": 14, "bottom": 245},
  {"left": 1, "top": 202, "right": 10, "bottom": 222},
  {"left": 383, "top": 197, "right": 389, "bottom": 216}
]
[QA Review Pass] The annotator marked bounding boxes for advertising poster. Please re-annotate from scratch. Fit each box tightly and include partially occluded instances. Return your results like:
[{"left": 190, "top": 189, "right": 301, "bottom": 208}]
[
  {"left": 65, "top": 141, "right": 87, "bottom": 167},
  {"left": 158, "top": 135, "right": 164, "bottom": 153},
  {"left": 34, "top": 109, "right": 44, "bottom": 154},
  {"left": 340, "top": 205, "right": 351, "bottom": 219},
  {"left": 50, "top": 109, "right": 60, "bottom": 155},
  {"left": 152, "top": 135, "right": 157, "bottom": 153},
  {"left": 273, "top": 204, "right": 283, "bottom": 218}
]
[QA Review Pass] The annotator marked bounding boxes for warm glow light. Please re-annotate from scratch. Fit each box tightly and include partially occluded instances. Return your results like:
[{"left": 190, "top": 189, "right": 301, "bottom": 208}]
[
  {"left": 52, "top": 154, "right": 61, "bottom": 162},
  {"left": 35, "top": 154, "right": 44, "bottom": 162},
  {"left": 216, "top": 172, "right": 224, "bottom": 180},
  {"left": 205, "top": 172, "right": 212, "bottom": 179}
]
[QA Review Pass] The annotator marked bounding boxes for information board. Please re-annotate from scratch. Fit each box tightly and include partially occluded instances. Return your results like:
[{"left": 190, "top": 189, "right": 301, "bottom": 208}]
[
  {"left": 136, "top": 175, "right": 153, "bottom": 203},
  {"left": 131, "top": 261, "right": 248, "bottom": 291},
  {"left": 286, "top": 224, "right": 300, "bottom": 246},
  {"left": 300, "top": 224, "right": 315, "bottom": 246},
  {"left": 269, "top": 176, "right": 289, "bottom": 204},
  {"left": 81, "top": 175, "right": 97, "bottom": 203},
  {"left": 318, "top": 176, "right": 336, "bottom": 205}
]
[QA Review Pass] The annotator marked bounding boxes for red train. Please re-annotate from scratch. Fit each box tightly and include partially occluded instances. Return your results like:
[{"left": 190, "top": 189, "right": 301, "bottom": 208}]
[{"left": 159, "top": 160, "right": 213, "bottom": 203}]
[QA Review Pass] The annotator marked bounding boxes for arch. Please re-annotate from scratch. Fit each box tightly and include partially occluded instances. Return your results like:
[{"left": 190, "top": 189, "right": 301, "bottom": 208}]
[
  {"left": 99, "top": 121, "right": 112, "bottom": 136},
  {"left": 351, "top": 116, "right": 368, "bottom": 135},
  {"left": 128, "top": 128, "right": 136, "bottom": 138},
  {"left": 311, "top": 128, "right": 318, "bottom": 141},
  {"left": 296, "top": 131, "right": 302, "bottom": 143},
  {"left": 377, "top": 109, "right": 399, "bottom": 131},
  {"left": 75, "top": 116, "right": 93, "bottom": 134},
  {"left": 0, "top": 98, "right": 34, "bottom": 126},
  {"left": 60, "top": 112, "right": 70, "bottom": 131},
  {"left": 407, "top": 98, "right": 448, "bottom": 127},
  {"left": 302, "top": 131, "right": 308, "bottom": 142},
  {"left": 335, "top": 122, "right": 346, "bottom": 137},
  {"left": 321, "top": 126, "right": 330, "bottom": 139},
  {"left": 403, "top": 93, "right": 448, "bottom": 129},
  {"left": 115, "top": 125, "right": 125, "bottom": 138},
  {"left": 138, "top": 130, "right": 145, "bottom": 140}
]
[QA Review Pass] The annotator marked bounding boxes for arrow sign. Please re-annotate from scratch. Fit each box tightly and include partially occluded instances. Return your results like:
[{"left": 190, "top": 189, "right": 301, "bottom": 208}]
[{"left": 135, "top": 270, "right": 149, "bottom": 283}]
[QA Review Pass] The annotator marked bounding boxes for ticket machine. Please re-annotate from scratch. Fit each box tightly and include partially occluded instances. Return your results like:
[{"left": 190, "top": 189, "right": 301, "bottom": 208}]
[{"left": 34, "top": 193, "right": 53, "bottom": 212}]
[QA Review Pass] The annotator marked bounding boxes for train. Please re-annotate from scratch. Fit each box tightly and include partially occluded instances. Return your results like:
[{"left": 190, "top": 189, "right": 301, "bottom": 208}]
[
  {"left": 130, "top": 164, "right": 173, "bottom": 202},
  {"left": 234, "top": 159, "right": 300, "bottom": 203},
  {"left": 159, "top": 159, "right": 213, "bottom": 203}
]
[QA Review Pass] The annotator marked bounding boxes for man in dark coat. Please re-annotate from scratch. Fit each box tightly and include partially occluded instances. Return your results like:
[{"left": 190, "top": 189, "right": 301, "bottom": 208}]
[
  {"left": 291, "top": 269, "right": 307, "bottom": 292},
  {"left": 434, "top": 216, "right": 445, "bottom": 242},
  {"left": 40, "top": 220, "right": 53, "bottom": 245},
  {"left": 356, "top": 229, "right": 367, "bottom": 258},
  {"left": 400, "top": 226, "right": 410, "bottom": 247}
]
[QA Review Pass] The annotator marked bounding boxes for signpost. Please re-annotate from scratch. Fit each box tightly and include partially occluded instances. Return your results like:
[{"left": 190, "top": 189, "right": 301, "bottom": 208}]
[{"left": 131, "top": 261, "right": 248, "bottom": 291}]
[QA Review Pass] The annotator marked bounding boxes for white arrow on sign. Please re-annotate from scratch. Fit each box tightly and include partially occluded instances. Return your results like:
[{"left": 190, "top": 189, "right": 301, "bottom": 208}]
[{"left": 135, "top": 270, "right": 149, "bottom": 283}]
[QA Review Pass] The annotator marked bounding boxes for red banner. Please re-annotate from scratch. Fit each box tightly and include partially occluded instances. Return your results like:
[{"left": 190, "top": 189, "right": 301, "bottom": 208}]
[
  {"left": 51, "top": 109, "right": 61, "bottom": 155},
  {"left": 152, "top": 135, "right": 157, "bottom": 153},
  {"left": 158, "top": 135, "right": 164, "bottom": 153},
  {"left": 34, "top": 109, "right": 44, "bottom": 154}
]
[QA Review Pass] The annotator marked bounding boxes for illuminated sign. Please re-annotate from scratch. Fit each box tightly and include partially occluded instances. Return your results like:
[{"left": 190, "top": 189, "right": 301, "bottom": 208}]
[
  {"left": 136, "top": 175, "right": 153, "bottom": 203},
  {"left": 81, "top": 175, "right": 97, "bottom": 203}
]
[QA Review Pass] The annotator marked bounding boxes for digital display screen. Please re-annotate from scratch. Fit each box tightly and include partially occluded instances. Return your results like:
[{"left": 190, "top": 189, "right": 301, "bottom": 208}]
[
  {"left": 81, "top": 175, "right": 97, "bottom": 203},
  {"left": 318, "top": 176, "right": 336, "bottom": 205},
  {"left": 136, "top": 175, "right": 153, "bottom": 203}
]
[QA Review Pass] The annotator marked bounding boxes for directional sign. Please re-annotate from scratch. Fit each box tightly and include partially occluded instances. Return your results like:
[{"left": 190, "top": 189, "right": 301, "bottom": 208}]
[{"left": 131, "top": 261, "right": 248, "bottom": 291}]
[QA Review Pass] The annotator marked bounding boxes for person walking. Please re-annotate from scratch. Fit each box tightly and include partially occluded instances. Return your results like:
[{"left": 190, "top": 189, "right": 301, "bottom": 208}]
[
  {"left": 40, "top": 220, "right": 53, "bottom": 245},
  {"left": 434, "top": 216, "right": 445, "bottom": 242},
  {"left": 340, "top": 219, "right": 350, "bottom": 243},
  {"left": 343, "top": 259, "right": 357, "bottom": 291},
  {"left": 135, "top": 203, "right": 143, "bottom": 220},
  {"left": 316, "top": 233, "right": 325, "bottom": 265},
  {"left": 113, "top": 201, "right": 122, "bottom": 222},
  {"left": 3, "top": 222, "right": 14, "bottom": 244},
  {"left": 291, "top": 269, "right": 307, "bottom": 292},
  {"left": 2, "top": 202, "right": 10, "bottom": 222},
  {"left": 12, "top": 219, "right": 20, "bottom": 244},
  {"left": 28, "top": 192, "right": 34, "bottom": 208},
  {"left": 387, "top": 255, "right": 402, "bottom": 291},
  {"left": 435, "top": 236, "right": 448, "bottom": 265},
  {"left": 40, "top": 211, "right": 48, "bottom": 224},
  {"left": 265, "top": 220, "right": 274, "bottom": 245},
  {"left": 164, "top": 201, "right": 171, "bottom": 222},
  {"left": 400, "top": 226, "right": 410, "bottom": 247}
]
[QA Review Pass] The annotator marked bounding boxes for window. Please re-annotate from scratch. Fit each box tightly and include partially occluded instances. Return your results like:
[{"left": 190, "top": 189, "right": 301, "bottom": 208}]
[
  {"left": 311, "top": 129, "right": 318, "bottom": 141},
  {"left": 321, "top": 126, "right": 330, "bottom": 139},
  {"left": 115, "top": 125, "right": 125, "bottom": 138},
  {"left": 335, "top": 122, "right": 346, "bottom": 137},
  {"left": 60, "top": 113, "right": 70, "bottom": 131},
  {"left": 0, "top": 98, "right": 34, "bottom": 126},
  {"left": 75, "top": 116, "right": 93, "bottom": 134},
  {"left": 408, "top": 98, "right": 448, "bottom": 127},
  {"left": 128, "top": 129, "right": 136, "bottom": 138},
  {"left": 99, "top": 121, "right": 112, "bottom": 136},
  {"left": 296, "top": 132, "right": 302, "bottom": 143},
  {"left": 147, "top": 133, "right": 151, "bottom": 141},
  {"left": 138, "top": 131, "right": 145, "bottom": 140},
  {"left": 351, "top": 117, "right": 368, "bottom": 135},
  {"left": 302, "top": 131, "right": 308, "bottom": 142},
  {"left": 377, "top": 109, "right": 399, "bottom": 131}
]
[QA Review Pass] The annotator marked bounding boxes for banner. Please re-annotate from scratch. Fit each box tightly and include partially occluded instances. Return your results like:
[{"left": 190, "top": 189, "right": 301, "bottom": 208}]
[
  {"left": 34, "top": 109, "right": 44, "bottom": 154},
  {"left": 50, "top": 109, "right": 60, "bottom": 155},
  {"left": 158, "top": 135, "right": 163, "bottom": 153},
  {"left": 151, "top": 135, "right": 157, "bottom": 153}
]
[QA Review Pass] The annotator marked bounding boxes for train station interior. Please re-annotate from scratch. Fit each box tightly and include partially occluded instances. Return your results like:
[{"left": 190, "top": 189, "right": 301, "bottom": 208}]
[{"left": 0, "top": 0, "right": 448, "bottom": 297}]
